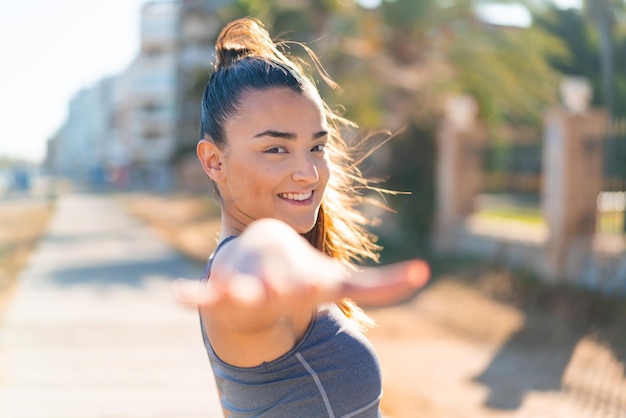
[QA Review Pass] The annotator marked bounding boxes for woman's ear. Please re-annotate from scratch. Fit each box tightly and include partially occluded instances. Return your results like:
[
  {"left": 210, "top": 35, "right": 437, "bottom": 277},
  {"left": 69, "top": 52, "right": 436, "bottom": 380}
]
[{"left": 197, "top": 136, "right": 224, "bottom": 182}]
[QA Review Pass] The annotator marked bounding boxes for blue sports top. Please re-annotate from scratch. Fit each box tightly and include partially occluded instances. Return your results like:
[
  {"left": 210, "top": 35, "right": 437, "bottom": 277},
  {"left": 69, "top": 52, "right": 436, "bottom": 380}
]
[{"left": 199, "top": 237, "right": 383, "bottom": 418}]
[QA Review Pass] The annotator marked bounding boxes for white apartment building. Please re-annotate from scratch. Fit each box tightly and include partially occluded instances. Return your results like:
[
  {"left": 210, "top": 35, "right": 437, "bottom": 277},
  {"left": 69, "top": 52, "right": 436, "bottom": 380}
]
[
  {"left": 173, "top": 0, "right": 225, "bottom": 190},
  {"left": 46, "top": 0, "right": 228, "bottom": 191},
  {"left": 51, "top": 76, "right": 117, "bottom": 186},
  {"left": 116, "top": 1, "right": 179, "bottom": 191}
]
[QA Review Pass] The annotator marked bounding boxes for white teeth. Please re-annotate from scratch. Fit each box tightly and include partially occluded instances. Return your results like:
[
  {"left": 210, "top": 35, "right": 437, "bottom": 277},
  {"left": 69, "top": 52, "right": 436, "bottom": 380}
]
[{"left": 279, "top": 192, "right": 312, "bottom": 201}]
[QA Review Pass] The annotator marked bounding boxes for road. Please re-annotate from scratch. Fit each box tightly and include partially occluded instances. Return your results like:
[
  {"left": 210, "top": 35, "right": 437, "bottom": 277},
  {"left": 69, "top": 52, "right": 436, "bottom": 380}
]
[{"left": 0, "top": 194, "right": 223, "bottom": 418}]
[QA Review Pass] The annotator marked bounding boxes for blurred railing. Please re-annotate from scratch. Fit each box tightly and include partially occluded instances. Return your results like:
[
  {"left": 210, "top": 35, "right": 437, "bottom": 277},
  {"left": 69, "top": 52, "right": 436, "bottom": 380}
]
[
  {"left": 474, "top": 118, "right": 626, "bottom": 237},
  {"left": 476, "top": 129, "right": 544, "bottom": 225},
  {"left": 436, "top": 98, "right": 625, "bottom": 293},
  {"left": 599, "top": 118, "right": 626, "bottom": 236}
]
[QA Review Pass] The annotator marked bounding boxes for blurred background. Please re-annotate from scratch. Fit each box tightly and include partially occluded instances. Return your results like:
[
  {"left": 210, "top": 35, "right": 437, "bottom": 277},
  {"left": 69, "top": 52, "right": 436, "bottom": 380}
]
[
  {"left": 1, "top": 0, "right": 626, "bottom": 417},
  {"left": 2, "top": 0, "right": 626, "bottom": 251}
]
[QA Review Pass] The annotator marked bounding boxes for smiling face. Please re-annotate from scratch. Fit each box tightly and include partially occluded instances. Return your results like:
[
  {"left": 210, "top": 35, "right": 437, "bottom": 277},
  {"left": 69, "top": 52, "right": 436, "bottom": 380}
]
[{"left": 198, "top": 87, "right": 331, "bottom": 236}]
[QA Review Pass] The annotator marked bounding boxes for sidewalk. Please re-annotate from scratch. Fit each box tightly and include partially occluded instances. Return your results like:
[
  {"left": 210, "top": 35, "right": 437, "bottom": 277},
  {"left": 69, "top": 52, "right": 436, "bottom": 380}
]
[{"left": 0, "top": 194, "right": 223, "bottom": 418}]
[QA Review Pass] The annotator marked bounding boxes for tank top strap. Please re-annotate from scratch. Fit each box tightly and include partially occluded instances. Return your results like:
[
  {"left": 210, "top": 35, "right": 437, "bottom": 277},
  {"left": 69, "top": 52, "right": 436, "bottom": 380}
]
[
  {"left": 198, "top": 235, "right": 238, "bottom": 351},
  {"left": 201, "top": 235, "right": 237, "bottom": 280}
]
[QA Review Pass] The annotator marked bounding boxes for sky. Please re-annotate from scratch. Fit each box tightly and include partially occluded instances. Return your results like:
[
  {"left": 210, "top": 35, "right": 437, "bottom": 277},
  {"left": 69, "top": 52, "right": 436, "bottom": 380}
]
[
  {"left": 0, "top": 0, "right": 581, "bottom": 164},
  {"left": 0, "top": 0, "right": 149, "bottom": 163}
]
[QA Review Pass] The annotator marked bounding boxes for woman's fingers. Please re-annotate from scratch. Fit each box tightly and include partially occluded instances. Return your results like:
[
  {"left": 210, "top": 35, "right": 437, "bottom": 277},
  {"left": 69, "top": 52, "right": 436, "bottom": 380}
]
[
  {"left": 175, "top": 258, "right": 430, "bottom": 310},
  {"left": 341, "top": 260, "right": 430, "bottom": 308},
  {"left": 173, "top": 278, "right": 216, "bottom": 307}
]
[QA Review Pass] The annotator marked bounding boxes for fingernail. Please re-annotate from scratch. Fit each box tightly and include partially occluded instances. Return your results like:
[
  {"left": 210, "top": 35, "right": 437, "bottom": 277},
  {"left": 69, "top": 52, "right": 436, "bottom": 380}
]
[{"left": 408, "top": 261, "right": 430, "bottom": 286}]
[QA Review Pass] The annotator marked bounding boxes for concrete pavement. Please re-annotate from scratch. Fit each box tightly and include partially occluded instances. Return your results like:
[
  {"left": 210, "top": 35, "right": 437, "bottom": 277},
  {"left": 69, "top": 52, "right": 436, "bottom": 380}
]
[{"left": 0, "top": 194, "right": 223, "bottom": 417}]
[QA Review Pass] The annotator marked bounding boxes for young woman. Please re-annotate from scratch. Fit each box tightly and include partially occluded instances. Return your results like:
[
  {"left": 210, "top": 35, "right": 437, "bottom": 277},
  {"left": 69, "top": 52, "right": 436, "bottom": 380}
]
[{"left": 175, "top": 17, "right": 430, "bottom": 417}]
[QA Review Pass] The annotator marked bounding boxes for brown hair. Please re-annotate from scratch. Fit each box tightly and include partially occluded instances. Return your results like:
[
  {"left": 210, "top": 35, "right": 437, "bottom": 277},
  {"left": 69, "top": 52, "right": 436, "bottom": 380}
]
[{"left": 202, "top": 17, "right": 384, "bottom": 329}]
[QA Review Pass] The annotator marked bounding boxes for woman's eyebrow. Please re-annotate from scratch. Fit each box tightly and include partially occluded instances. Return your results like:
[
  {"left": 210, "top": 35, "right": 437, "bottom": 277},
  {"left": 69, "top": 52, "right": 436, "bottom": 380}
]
[
  {"left": 254, "top": 130, "right": 296, "bottom": 140},
  {"left": 253, "top": 130, "right": 328, "bottom": 140},
  {"left": 313, "top": 130, "right": 329, "bottom": 139}
]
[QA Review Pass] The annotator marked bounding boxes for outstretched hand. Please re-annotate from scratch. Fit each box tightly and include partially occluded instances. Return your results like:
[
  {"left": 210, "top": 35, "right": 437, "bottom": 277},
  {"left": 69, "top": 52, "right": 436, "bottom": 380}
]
[{"left": 173, "top": 219, "right": 430, "bottom": 314}]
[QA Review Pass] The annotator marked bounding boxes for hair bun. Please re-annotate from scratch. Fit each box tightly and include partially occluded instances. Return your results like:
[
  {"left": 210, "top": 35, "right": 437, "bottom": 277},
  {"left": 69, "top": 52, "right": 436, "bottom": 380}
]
[
  {"left": 220, "top": 47, "right": 252, "bottom": 65},
  {"left": 215, "top": 17, "right": 276, "bottom": 69}
]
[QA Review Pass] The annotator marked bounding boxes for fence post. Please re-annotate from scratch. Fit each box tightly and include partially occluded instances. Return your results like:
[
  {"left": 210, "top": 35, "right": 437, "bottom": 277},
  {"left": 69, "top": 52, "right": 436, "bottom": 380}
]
[
  {"left": 542, "top": 102, "right": 607, "bottom": 281},
  {"left": 434, "top": 95, "right": 485, "bottom": 252}
]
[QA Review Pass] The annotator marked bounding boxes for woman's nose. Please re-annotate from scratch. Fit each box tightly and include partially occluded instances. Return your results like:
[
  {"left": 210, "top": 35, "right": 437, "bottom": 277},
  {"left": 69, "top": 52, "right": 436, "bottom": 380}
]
[{"left": 292, "top": 154, "right": 320, "bottom": 183}]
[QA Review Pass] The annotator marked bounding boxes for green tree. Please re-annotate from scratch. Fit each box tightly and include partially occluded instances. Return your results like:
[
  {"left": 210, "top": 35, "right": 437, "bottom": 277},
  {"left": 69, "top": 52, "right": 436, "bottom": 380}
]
[
  {"left": 535, "top": 3, "right": 626, "bottom": 232},
  {"left": 586, "top": 0, "right": 621, "bottom": 119},
  {"left": 209, "top": 0, "right": 564, "bottom": 254},
  {"left": 333, "top": 1, "right": 562, "bottom": 255},
  {"left": 535, "top": 2, "right": 626, "bottom": 117}
]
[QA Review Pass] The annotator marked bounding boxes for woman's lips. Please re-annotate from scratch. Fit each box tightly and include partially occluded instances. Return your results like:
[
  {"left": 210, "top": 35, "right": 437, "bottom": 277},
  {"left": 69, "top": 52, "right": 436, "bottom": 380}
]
[{"left": 278, "top": 191, "right": 314, "bottom": 205}]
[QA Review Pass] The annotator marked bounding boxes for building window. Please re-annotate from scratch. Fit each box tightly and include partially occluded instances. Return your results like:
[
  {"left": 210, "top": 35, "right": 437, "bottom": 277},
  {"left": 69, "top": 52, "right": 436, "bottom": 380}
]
[
  {"left": 143, "top": 130, "right": 161, "bottom": 141},
  {"left": 142, "top": 102, "right": 163, "bottom": 113}
]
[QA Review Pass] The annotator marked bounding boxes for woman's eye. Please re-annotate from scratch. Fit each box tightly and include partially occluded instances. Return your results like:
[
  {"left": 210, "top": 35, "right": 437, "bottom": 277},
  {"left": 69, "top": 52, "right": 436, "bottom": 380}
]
[
  {"left": 312, "top": 144, "right": 326, "bottom": 152},
  {"left": 265, "top": 146, "right": 287, "bottom": 154}
]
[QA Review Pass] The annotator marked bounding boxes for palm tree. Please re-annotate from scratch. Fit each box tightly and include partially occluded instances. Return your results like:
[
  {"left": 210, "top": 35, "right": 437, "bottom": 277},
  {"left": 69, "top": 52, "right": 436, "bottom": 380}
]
[{"left": 586, "top": 0, "right": 619, "bottom": 120}]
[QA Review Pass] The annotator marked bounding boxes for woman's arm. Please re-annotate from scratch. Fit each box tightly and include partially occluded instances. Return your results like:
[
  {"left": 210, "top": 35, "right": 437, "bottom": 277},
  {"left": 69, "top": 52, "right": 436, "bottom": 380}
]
[{"left": 175, "top": 218, "right": 429, "bottom": 367}]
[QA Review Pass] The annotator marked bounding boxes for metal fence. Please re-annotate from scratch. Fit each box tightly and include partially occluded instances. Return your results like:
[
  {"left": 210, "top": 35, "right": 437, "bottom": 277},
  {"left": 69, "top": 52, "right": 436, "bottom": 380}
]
[
  {"left": 598, "top": 117, "right": 626, "bottom": 235},
  {"left": 475, "top": 119, "right": 626, "bottom": 238},
  {"left": 476, "top": 128, "right": 544, "bottom": 224}
]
